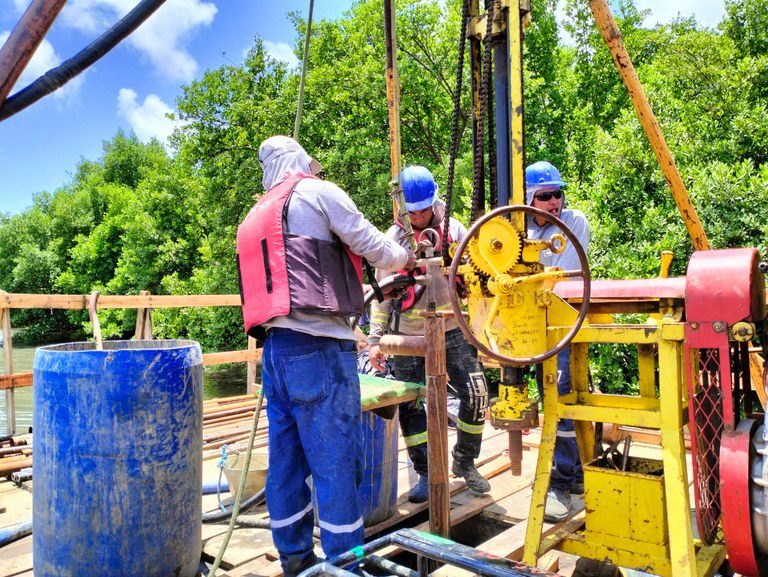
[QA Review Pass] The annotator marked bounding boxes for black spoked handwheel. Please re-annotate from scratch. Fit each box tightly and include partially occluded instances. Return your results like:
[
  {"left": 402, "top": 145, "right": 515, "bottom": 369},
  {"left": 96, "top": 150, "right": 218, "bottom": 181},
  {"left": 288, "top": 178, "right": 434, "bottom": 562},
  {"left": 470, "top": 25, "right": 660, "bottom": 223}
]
[{"left": 448, "top": 204, "right": 591, "bottom": 365}]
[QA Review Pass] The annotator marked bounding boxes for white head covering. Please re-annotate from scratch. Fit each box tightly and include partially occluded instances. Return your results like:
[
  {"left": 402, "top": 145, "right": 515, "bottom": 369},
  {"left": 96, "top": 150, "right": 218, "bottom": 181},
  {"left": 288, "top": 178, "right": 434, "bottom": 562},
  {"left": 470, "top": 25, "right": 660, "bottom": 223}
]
[{"left": 259, "top": 135, "right": 323, "bottom": 190}]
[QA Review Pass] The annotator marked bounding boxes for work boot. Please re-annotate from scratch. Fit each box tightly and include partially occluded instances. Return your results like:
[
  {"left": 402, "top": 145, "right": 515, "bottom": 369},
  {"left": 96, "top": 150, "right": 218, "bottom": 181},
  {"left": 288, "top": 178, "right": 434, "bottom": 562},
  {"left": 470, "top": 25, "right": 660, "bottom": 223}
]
[
  {"left": 451, "top": 460, "right": 491, "bottom": 494},
  {"left": 282, "top": 553, "right": 319, "bottom": 577},
  {"left": 408, "top": 475, "right": 429, "bottom": 503},
  {"left": 544, "top": 487, "right": 572, "bottom": 522}
]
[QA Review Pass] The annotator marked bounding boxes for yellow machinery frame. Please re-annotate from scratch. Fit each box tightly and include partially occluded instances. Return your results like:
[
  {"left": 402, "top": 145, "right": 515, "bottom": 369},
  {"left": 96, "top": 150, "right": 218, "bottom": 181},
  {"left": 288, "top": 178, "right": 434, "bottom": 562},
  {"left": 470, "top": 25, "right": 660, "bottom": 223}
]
[{"left": 522, "top": 315, "right": 727, "bottom": 577}]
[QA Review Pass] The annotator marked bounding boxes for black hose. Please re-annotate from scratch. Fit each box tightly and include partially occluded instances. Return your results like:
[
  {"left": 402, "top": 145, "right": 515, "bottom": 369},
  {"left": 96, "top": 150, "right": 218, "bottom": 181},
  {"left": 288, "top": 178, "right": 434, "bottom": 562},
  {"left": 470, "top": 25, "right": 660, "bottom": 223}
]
[
  {"left": 201, "top": 488, "right": 266, "bottom": 523},
  {"left": 0, "top": 0, "right": 168, "bottom": 121}
]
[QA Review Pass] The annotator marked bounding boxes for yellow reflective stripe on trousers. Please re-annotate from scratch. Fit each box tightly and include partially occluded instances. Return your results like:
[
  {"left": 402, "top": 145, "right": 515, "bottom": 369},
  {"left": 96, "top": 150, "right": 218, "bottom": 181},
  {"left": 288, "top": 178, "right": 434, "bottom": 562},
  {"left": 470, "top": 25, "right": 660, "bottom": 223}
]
[
  {"left": 404, "top": 431, "right": 427, "bottom": 447},
  {"left": 317, "top": 516, "right": 364, "bottom": 534},
  {"left": 456, "top": 419, "right": 485, "bottom": 435}
]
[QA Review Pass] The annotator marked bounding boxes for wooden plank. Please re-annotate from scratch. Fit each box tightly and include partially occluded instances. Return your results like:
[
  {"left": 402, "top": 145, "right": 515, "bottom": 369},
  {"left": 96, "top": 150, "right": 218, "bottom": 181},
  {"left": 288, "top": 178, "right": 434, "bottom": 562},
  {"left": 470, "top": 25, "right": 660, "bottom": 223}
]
[
  {"left": 203, "top": 349, "right": 263, "bottom": 367},
  {"left": 1, "top": 293, "right": 241, "bottom": 309},
  {"left": 0, "top": 373, "right": 32, "bottom": 391},
  {"left": 202, "top": 527, "right": 274, "bottom": 570}
]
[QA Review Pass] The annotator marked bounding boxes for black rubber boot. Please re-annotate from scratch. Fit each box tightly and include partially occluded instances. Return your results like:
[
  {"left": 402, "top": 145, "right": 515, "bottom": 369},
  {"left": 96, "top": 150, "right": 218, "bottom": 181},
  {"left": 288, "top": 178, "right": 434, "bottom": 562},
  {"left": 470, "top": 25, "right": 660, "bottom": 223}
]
[
  {"left": 407, "top": 475, "right": 429, "bottom": 503},
  {"left": 451, "top": 460, "right": 490, "bottom": 493}
]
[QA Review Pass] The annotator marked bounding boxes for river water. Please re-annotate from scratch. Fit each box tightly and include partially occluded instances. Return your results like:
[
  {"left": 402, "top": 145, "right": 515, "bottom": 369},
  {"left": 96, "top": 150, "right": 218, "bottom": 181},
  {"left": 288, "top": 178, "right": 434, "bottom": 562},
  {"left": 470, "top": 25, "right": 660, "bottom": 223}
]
[{"left": 0, "top": 340, "right": 251, "bottom": 435}]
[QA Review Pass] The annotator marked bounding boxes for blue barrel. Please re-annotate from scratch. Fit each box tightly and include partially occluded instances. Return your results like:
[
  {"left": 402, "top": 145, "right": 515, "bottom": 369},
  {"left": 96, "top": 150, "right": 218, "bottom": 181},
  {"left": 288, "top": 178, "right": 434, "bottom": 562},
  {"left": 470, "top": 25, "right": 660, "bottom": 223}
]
[
  {"left": 33, "top": 340, "right": 203, "bottom": 577},
  {"left": 358, "top": 410, "right": 399, "bottom": 526}
]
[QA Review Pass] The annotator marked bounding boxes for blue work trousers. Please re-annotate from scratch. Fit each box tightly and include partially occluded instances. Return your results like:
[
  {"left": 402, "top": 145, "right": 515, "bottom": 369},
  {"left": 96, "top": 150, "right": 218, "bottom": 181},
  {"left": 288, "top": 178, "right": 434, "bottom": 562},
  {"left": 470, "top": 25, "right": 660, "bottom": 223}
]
[
  {"left": 536, "top": 346, "right": 584, "bottom": 491},
  {"left": 262, "top": 328, "right": 364, "bottom": 574}
]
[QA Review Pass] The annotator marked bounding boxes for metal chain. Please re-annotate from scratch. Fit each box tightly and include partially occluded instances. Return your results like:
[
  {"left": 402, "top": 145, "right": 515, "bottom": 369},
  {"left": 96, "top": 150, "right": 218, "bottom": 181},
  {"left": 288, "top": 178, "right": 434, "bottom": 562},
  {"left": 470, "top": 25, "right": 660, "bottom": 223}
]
[
  {"left": 485, "top": 0, "right": 498, "bottom": 209},
  {"left": 442, "top": 0, "right": 472, "bottom": 265},
  {"left": 471, "top": 0, "right": 496, "bottom": 221}
]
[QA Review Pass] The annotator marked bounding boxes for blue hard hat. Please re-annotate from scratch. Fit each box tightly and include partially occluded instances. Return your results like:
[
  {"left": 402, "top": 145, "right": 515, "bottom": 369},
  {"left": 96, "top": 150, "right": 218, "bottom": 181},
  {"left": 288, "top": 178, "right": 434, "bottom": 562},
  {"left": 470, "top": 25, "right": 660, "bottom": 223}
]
[
  {"left": 401, "top": 165, "right": 438, "bottom": 211},
  {"left": 525, "top": 161, "right": 566, "bottom": 190},
  {"left": 525, "top": 161, "right": 566, "bottom": 204}
]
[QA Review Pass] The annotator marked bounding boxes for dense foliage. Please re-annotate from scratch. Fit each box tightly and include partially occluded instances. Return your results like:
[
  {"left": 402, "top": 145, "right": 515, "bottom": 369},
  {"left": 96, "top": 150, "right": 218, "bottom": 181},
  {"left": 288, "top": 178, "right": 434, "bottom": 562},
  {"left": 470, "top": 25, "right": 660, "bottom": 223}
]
[{"left": 2, "top": 0, "right": 767, "bottom": 392}]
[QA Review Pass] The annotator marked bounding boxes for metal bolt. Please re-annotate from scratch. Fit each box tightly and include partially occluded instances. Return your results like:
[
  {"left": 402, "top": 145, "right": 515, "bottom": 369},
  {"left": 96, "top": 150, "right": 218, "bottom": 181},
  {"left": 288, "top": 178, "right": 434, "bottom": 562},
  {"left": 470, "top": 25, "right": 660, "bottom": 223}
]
[
  {"left": 690, "top": 322, "right": 699, "bottom": 330},
  {"left": 713, "top": 321, "right": 725, "bottom": 333},
  {"left": 491, "top": 238, "right": 503, "bottom": 252}
]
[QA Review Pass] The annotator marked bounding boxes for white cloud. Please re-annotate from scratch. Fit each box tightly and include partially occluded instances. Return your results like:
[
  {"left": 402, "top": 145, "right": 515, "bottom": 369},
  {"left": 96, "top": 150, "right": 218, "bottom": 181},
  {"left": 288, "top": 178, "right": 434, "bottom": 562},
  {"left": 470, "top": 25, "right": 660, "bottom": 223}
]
[
  {"left": 556, "top": 0, "right": 727, "bottom": 45},
  {"left": 61, "top": 0, "right": 217, "bottom": 83},
  {"left": 638, "top": 0, "right": 726, "bottom": 29},
  {"left": 263, "top": 40, "right": 300, "bottom": 70},
  {"left": 10, "top": 0, "right": 29, "bottom": 12},
  {"left": 0, "top": 31, "right": 82, "bottom": 99},
  {"left": 117, "top": 88, "right": 181, "bottom": 146}
]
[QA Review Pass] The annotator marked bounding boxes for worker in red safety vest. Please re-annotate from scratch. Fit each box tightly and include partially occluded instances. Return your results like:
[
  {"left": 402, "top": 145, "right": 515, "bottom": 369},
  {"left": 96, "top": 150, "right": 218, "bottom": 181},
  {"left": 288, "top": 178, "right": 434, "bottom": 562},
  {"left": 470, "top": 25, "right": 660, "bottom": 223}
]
[
  {"left": 367, "top": 165, "right": 490, "bottom": 503},
  {"left": 237, "top": 135, "right": 415, "bottom": 577}
]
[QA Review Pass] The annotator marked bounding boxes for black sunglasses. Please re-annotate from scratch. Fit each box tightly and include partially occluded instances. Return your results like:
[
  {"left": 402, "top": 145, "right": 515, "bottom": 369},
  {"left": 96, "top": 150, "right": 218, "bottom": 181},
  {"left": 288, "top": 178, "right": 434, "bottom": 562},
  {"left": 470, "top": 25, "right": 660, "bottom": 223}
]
[{"left": 534, "top": 190, "right": 563, "bottom": 202}]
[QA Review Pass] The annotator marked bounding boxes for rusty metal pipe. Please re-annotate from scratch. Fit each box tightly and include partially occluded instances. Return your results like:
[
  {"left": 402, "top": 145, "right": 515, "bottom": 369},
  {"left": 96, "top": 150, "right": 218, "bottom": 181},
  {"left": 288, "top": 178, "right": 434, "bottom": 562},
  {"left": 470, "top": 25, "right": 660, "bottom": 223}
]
[
  {"left": 589, "top": 0, "right": 710, "bottom": 251},
  {"left": 383, "top": 0, "right": 417, "bottom": 251},
  {"left": 0, "top": 0, "right": 66, "bottom": 105},
  {"left": 424, "top": 313, "right": 450, "bottom": 538},
  {"left": 508, "top": 430, "right": 522, "bottom": 476},
  {"left": 379, "top": 335, "right": 425, "bottom": 357}
]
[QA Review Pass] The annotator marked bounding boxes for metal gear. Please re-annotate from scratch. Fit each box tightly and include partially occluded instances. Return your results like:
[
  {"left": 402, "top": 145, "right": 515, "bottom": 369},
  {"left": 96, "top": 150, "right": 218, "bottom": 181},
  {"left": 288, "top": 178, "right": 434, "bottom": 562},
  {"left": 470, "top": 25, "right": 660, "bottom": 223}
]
[{"left": 466, "top": 216, "right": 522, "bottom": 276}]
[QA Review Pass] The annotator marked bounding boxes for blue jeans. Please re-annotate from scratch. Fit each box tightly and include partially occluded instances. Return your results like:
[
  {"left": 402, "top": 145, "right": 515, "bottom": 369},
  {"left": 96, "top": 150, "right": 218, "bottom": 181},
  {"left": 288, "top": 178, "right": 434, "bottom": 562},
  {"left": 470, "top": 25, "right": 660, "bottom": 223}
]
[
  {"left": 536, "top": 346, "right": 583, "bottom": 491},
  {"left": 262, "top": 328, "right": 364, "bottom": 573}
]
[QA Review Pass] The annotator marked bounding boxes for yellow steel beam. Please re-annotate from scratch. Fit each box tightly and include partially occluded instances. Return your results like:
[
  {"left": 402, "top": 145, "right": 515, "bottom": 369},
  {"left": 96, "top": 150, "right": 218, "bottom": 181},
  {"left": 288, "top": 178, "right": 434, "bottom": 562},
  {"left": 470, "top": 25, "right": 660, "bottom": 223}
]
[
  {"left": 695, "top": 544, "right": 727, "bottom": 577},
  {"left": 588, "top": 0, "right": 710, "bottom": 251},
  {"left": 658, "top": 338, "right": 698, "bottom": 577},
  {"left": 560, "top": 535, "right": 672, "bottom": 576},
  {"left": 522, "top": 354, "right": 558, "bottom": 566},
  {"left": 565, "top": 324, "right": 661, "bottom": 345},
  {"left": 573, "top": 391, "right": 660, "bottom": 411},
  {"left": 638, "top": 343, "right": 657, "bottom": 399},
  {"left": 558, "top": 403, "right": 660, "bottom": 429},
  {"left": 507, "top": 0, "right": 525, "bottom": 232}
]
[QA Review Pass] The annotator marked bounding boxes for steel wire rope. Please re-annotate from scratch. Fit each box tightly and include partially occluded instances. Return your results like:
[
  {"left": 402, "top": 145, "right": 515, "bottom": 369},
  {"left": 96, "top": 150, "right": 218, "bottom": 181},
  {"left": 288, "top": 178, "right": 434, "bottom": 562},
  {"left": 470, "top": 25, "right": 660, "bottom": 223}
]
[{"left": 294, "top": 0, "right": 315, "bottom": 140}]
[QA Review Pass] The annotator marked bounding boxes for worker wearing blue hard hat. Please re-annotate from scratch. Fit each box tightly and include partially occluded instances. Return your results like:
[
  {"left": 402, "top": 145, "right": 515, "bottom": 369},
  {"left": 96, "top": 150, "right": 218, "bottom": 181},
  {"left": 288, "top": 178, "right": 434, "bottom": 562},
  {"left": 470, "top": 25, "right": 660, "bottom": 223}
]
[
  {"left": 525, "top": 160, "right": 591, "bottom": 523},
  {"left": 368, "top": 165, "right": 491, "bottom": 503}
]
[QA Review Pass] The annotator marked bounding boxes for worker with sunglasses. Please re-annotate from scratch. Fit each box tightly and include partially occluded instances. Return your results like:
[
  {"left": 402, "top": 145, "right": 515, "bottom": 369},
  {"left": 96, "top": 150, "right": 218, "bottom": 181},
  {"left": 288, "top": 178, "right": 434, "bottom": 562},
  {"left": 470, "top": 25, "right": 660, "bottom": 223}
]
[{"left": 525, "top": 160, "right": 591, "bottom": 523}]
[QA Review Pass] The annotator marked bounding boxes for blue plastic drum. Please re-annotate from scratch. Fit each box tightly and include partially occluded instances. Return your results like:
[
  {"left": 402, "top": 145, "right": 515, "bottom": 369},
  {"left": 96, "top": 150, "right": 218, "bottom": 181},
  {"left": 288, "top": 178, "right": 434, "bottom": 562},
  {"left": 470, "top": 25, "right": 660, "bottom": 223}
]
[
  {"left": 33, "top": 340, "right": 203, "bottom": 577},
  {"left": 358, "top": 410, "right": 399, "bottom": 526}
]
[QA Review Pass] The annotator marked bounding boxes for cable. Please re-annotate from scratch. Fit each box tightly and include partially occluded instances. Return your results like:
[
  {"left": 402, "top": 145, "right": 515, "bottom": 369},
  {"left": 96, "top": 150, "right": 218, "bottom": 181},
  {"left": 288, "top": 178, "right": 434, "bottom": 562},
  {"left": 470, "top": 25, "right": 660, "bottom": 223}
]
[
  {"left": 209, "top": 386, "right": 265, "bottom": 577},
  {"left": 0, "top": 0, "right": 168, "bottom": 122}
]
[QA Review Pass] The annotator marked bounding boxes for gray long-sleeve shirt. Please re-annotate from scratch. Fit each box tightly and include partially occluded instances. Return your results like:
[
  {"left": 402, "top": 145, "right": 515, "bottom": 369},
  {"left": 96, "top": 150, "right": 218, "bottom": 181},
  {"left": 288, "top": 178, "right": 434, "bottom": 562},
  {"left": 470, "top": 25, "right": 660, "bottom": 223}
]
[
  {"left": 526, "top": 208, "right": 590, "bottom": 271},
  {"left": 260, "top": 153, "right": 408, "bottom": 340}
]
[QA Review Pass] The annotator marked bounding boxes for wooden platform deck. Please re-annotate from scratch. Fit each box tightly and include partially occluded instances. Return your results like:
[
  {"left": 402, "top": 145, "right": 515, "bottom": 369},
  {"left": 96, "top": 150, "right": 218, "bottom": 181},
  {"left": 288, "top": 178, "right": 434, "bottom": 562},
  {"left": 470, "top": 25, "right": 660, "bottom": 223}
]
[{"left": 0, "top": 413, "right": 680, "bottom": 577}]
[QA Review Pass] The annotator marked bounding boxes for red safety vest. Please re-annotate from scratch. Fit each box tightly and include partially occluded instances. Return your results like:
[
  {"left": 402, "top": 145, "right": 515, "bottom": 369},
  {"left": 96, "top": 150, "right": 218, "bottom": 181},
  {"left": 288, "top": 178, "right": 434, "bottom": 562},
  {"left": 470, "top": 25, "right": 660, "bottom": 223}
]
[{"left": 237, "top": 174, "right": 363, "bottom": 340}]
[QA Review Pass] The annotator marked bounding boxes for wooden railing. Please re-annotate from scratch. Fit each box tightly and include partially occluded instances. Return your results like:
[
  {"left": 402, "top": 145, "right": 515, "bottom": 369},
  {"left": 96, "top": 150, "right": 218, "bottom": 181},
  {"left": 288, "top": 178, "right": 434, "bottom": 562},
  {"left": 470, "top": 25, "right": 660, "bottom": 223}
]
[{"left": 0, "top": 290, "right": 259, "bottom": 436}]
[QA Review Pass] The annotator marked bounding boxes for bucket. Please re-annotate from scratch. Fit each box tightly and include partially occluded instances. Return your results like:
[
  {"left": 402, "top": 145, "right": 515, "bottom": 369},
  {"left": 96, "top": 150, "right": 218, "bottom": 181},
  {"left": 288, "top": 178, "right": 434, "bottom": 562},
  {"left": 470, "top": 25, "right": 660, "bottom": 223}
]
[
  {"left": 222, "top": 450, "right": 269, "bottom": 501},
  {"left": 33, "top": 340, "right": 203, "bottom": 577},
  {"left": 358, "top": 409, "right": 399, "bottom": 525},
  {"left": 311, "top": 409, "right": 399, "bottom": 527}
]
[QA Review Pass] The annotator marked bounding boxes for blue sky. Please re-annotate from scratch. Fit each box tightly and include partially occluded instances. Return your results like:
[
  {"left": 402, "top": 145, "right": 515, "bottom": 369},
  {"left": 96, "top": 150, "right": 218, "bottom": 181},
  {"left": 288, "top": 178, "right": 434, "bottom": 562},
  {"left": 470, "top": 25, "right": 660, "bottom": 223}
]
[{"left": 0, "top": 0, "right": 726, "bottom": 216}]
